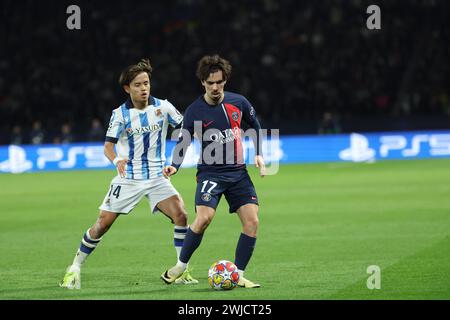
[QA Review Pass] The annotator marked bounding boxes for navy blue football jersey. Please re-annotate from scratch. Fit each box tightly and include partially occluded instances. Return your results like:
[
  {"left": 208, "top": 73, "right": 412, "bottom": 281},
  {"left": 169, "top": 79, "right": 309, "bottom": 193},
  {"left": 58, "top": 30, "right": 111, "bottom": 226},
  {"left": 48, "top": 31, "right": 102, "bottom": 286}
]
[{"left": 172, "top": 91, "right": 262, "bottom": 176}]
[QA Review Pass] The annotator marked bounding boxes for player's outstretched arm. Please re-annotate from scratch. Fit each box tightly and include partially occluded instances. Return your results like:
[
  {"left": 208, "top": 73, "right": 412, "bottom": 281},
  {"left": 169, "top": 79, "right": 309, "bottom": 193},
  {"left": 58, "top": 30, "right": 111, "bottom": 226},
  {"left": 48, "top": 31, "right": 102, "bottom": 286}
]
[{"left": 163, "top": 165, "right": 178, "bottom": 178}]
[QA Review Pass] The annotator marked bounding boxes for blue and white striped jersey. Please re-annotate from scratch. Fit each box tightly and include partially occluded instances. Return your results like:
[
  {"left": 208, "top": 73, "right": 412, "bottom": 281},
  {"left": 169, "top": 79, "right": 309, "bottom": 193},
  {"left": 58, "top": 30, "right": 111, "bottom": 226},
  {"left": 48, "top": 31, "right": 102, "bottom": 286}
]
[{"left": 105, "top": 96, "right": 183, "bottom": 180}]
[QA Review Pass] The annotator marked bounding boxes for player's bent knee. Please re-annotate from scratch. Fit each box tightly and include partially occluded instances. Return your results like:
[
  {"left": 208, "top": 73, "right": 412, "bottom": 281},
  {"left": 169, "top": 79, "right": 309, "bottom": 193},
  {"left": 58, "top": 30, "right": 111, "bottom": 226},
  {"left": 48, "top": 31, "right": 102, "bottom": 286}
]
[
  {"left": 243, "top": 218, "right": 259, "bottom": 237},
  {"left": 194, "top": 206, "right": 215, "bottom": 232},
  {"left": 200, "top": 216, "right": 213, "bottom": 228},
  {"left": 193, "top": 216, "right": 213, "bottom": 232},
  {"left": 167, "top": 201, "right": 188, "bottom": 225}
]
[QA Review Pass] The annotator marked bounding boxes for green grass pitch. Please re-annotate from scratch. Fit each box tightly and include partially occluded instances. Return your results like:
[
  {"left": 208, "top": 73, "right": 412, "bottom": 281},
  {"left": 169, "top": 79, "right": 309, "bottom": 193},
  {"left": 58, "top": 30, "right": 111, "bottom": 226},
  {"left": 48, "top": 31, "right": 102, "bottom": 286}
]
[{"left": 0, "top": 159, "right": 449, "bottom": 300}]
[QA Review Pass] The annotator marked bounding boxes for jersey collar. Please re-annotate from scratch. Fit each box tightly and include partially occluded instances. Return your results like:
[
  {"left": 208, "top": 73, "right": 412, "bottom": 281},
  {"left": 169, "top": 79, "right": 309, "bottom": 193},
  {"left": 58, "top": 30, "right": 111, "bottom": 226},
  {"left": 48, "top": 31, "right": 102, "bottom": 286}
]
[{"left": 125, "top": 96, "right": 155, "bottom": 109}]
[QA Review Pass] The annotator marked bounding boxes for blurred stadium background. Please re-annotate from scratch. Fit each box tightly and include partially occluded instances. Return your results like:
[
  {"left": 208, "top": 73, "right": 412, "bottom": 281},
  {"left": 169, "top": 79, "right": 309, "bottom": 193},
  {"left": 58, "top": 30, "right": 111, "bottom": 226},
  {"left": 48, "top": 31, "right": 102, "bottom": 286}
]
[
  {"left": 1, "top": 0, "right": 449, "bottom": 300},
  {"left": 1, "top": 0, "right": 449, "bottom": 143}
]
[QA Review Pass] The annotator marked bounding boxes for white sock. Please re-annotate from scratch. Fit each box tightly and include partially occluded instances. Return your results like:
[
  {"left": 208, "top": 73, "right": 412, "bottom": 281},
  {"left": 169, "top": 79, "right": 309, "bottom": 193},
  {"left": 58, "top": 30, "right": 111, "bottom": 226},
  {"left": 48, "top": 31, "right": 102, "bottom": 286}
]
[
  {"left": 70, "top": 228, "right": 102, "bottom": 270},
  {"left": 174, "top": 225, "right": 187, "bottom": 261},
  {"left": 175, "top": 247, "right": 182, "bottom": 260},
  {"left": 175, "top": 260, "right": 188, "bottom": 271},
  {"left": 71, "top": 249, "right": 88, "bottom": 269}
]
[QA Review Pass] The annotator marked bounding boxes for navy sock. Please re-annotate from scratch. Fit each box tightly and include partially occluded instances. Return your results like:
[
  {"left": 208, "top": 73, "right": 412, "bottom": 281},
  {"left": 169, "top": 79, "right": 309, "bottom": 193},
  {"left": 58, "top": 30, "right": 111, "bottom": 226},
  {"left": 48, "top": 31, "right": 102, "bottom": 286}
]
[
  {"left": 179, "top": 228, "right": 204, "bottom": 264},
  {"left": 234, "top": 233, "right": 257, "bottom": 271}
]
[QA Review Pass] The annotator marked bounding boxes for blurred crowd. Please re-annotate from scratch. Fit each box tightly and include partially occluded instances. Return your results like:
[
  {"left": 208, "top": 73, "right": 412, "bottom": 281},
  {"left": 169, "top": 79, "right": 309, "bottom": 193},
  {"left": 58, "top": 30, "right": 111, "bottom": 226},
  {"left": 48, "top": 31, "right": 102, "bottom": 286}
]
[{"left": 0, "top": 0, "right": 449, "bottom": 145}]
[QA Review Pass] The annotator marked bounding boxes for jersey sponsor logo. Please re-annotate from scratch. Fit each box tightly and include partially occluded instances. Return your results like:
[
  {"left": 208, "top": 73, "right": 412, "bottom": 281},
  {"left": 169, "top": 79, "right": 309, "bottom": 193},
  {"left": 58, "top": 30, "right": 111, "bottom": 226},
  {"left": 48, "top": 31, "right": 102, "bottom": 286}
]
[
  {"left": 203, "top": 120, "right": 214, "bottom": 128},
  {"left": 209, "top": 127, "right": 241, "bottom": 144},
  {"left": 201, "top": 193, "right": 212, "bottom": 202},
  {"left": 126, "top": 124, "right": 162, "bottom": 136}
]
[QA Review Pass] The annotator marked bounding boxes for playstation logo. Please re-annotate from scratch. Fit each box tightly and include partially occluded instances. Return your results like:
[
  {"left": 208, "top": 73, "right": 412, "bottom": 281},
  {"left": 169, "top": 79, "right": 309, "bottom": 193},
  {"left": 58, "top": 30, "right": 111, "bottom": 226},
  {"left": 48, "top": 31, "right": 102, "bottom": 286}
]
[{"left": 339, "top": 133, "right": 376, "bottom": 162}]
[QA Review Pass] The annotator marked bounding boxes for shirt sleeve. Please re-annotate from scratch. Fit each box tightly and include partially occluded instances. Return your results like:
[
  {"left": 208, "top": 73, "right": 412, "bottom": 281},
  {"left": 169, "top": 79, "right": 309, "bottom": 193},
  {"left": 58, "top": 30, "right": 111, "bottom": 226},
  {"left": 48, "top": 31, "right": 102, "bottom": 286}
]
[
  {"left": 165, "top": 100, "right": 184, "bottom": 128},
  {"left": 105, "top": 109, "right": 124, "bottom": 143},
  {"left": 171, "top": 107, "right": 194, "bottom": 170},
  {"left": 241, "top": 97, "right": 263, "bottom": 156}
]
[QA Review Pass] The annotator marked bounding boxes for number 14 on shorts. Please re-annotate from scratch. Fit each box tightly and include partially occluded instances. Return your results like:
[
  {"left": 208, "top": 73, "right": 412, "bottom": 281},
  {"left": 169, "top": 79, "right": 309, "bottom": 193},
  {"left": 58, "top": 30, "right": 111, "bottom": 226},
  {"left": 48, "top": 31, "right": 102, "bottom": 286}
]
[{"left": 108, "top": 185, "right": 122, "bottom": 199}]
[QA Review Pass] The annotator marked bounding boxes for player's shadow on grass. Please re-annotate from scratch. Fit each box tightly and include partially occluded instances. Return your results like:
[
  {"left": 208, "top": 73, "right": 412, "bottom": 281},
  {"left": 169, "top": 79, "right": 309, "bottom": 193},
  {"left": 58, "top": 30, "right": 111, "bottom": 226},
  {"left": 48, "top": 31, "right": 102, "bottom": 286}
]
[{"left": 186, "top": 288, "right": 244, "bottom": 294}]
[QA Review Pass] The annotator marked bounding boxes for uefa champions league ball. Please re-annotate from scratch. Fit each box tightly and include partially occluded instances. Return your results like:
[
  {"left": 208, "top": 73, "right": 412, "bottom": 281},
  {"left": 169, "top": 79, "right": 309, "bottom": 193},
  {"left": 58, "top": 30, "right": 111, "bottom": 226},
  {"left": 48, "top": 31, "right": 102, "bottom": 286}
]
[{"left": 208, "top": 260, "right": 240, "bottom": 290}]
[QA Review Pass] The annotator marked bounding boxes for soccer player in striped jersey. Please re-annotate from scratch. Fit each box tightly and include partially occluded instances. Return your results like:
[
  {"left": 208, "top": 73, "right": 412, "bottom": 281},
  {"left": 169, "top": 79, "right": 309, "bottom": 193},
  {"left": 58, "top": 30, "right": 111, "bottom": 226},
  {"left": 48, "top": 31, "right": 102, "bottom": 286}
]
[
  {"left": 60, "top": 59, "right": 197, "bottom": 289},
  {"left": 160, "top": 55, "right": 265, "bottom": 288}
]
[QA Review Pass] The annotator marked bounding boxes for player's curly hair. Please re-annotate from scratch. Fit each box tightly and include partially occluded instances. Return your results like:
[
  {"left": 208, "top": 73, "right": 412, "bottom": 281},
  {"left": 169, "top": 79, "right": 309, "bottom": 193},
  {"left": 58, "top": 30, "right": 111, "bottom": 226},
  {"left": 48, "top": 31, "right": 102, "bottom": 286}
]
[
  {"left": 119, "top": 58, "right": 153, "bottom": 86},
  {"left": 196, "top": 54, "right": 232, "bottom": 81}
]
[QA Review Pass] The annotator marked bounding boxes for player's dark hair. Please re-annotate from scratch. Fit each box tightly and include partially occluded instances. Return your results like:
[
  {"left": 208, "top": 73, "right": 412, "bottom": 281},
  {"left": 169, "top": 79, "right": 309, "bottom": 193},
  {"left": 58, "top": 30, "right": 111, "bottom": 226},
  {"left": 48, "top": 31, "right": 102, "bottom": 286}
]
[
  {"left": 119, "top": 58, "right": 153, "bottom": 86},
  {"left": 196, "top": 54, "right": 232, "bottom": 81}
]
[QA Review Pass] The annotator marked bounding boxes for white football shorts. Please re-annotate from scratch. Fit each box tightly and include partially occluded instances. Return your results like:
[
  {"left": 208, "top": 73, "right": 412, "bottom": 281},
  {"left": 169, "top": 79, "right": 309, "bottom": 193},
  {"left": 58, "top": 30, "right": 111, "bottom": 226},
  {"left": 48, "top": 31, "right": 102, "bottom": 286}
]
[{"left": 99, "top": 176, "right": 179, "bottom": 214}]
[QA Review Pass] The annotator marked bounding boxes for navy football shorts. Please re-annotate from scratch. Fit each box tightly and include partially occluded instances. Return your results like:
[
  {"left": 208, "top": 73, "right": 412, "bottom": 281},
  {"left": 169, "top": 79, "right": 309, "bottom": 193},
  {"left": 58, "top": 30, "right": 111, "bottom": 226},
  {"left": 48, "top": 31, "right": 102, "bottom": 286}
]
[{"left": 195, "top": 171, "right": 259, "bottom": 213}]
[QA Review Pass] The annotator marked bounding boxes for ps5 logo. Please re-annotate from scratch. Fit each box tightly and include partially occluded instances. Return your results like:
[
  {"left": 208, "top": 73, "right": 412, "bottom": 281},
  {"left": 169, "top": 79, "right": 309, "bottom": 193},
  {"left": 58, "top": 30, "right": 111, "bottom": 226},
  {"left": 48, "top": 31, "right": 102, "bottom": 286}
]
[
  {"left": 380, "top": 134, "right": 450, "bottom": 157},
  {"left": 0, "top": 145, "right": 111, "bottom": 174},
  {"left": 339, "top": 133, "right": 450, "bottom": 162}
]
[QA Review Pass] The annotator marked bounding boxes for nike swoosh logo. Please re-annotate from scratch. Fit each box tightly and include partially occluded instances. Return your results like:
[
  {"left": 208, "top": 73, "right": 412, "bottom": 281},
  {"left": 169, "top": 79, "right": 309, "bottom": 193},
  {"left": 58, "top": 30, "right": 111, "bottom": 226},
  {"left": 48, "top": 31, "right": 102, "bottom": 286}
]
[{"left": 203, "top": 121, "right": 214, "bottom": 128}]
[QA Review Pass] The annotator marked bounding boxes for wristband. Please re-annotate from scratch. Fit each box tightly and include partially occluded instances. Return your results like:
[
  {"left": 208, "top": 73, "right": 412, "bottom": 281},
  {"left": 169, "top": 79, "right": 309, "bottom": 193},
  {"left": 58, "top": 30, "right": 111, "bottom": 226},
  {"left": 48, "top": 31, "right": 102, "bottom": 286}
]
[{"left": 113, "top": 157, "right": 123, "bottom": 166}]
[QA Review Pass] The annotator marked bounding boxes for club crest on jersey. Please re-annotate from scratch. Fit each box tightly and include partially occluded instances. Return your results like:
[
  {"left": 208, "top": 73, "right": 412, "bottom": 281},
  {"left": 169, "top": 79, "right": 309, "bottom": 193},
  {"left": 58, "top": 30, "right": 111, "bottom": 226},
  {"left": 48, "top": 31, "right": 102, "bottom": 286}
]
[
  {"left": 231, "top": 112, "right": 239, "bottom": 121},
  {"left": 155, "top": 109, "right": 162, "bottom": 117},
  {"left": 201, "top": 193, "right": 212, "bottom": 202}
]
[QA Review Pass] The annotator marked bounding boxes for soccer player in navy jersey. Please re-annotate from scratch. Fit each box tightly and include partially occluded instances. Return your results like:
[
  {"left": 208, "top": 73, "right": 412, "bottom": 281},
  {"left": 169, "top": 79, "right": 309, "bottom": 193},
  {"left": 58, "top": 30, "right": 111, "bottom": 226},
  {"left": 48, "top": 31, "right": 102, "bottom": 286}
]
[
  {"left": 60, "top": 59, "right": 197, "bottom": 289},
  {"left": 161, "top": 55, "right": 265, "bottom": 288}
]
